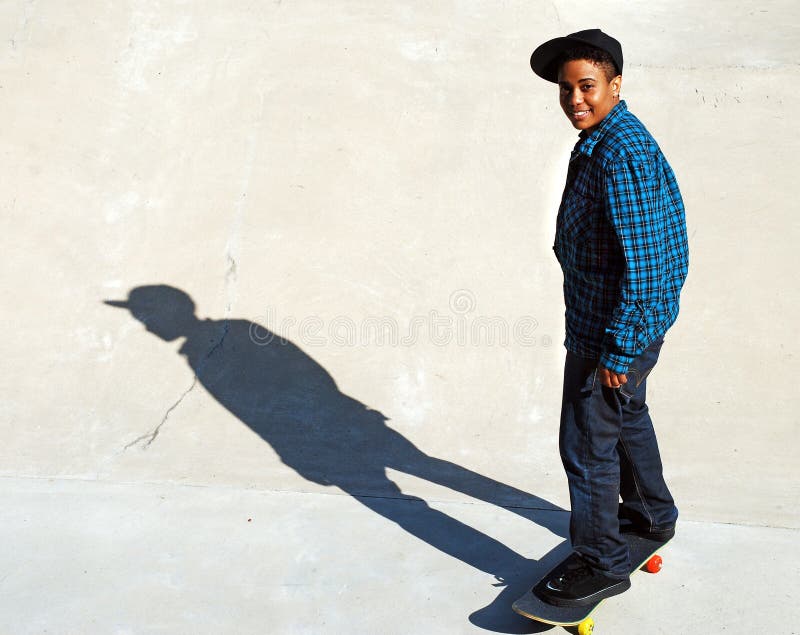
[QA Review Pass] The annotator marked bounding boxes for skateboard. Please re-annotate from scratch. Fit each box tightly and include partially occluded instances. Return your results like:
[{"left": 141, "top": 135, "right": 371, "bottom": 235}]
[{"left": 512, "top": 533, "right": 670, "bottom": 634}]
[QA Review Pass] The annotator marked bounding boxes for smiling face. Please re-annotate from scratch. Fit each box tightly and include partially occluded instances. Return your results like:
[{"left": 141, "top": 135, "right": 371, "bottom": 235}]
[{"left": 558, "top": 59, "right": 621, "bottom": 133}]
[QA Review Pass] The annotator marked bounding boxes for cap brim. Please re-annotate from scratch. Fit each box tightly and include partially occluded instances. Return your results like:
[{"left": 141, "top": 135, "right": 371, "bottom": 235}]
[
  {"left": 533, "top": 35, "right": 600, "bottom": 83},
  {"left": 530, "top": 36, "right": 577, "bottom": 83}
]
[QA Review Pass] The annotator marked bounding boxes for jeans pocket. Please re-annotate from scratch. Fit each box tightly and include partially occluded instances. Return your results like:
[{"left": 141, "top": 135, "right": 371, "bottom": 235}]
[
  {"left": 618, "top": 355, "right": 658, "bottom": 403},
  {"left": 618, "top": 383, "right": 635, "bottom": 404}
]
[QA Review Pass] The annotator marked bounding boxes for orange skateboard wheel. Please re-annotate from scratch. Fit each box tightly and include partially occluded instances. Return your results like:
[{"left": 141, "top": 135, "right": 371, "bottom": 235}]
[{"left": 646, "top": 554, "right": 663, "bottom": 573}]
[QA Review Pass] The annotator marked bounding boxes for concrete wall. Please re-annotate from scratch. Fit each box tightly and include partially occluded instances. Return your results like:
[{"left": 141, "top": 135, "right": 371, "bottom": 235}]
[{"left": 3, "top": 1, "right": 797, "bottom": 531}]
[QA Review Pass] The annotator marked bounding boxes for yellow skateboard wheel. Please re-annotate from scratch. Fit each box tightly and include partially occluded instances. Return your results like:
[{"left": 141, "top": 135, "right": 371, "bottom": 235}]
[{"left": 578, "top": 617, "right": 594, "bottom": 634}]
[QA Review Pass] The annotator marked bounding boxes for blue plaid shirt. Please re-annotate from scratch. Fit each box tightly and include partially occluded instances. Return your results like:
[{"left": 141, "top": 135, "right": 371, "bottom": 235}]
[{"left": 553, "top": 101, "right": 689, "bottom": 373}]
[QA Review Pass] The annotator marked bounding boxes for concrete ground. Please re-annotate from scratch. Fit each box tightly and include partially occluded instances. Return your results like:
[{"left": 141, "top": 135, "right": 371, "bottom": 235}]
[
  {"left": 1, "top": 476, "right": 797, "bottom": 634},
  {"left": 2, "top": 1, "right": 799, "bottom": 633}
]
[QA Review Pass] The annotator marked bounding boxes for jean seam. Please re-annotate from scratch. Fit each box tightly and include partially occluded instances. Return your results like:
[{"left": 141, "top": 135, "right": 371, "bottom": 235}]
[
  {"left": 619, "top": 435, "right": 655, "bottom": 531},
  {"left": 583, "top": 409, "right": 594, "bottom": 548}
]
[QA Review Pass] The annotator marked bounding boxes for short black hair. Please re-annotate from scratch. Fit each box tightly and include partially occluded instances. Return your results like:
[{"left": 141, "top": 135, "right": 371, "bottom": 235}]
[{"left": 558, "top": 45, "right": 620, "bottom": 81}]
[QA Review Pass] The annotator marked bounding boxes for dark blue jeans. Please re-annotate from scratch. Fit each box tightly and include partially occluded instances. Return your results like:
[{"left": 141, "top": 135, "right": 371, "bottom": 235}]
[{"left": 559, "top": 338, "right": 678, "bottom": 578}]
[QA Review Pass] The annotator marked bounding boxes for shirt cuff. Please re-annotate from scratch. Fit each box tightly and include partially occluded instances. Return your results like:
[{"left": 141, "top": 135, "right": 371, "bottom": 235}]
[{"left": 599, "top": 350, "right": 634, "bottom": 375}]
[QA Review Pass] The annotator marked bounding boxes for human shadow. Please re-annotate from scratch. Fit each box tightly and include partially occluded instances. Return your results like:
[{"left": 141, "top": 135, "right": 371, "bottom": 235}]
[{"left": 106, "top": 284, "right": 567, "bottom": 633}]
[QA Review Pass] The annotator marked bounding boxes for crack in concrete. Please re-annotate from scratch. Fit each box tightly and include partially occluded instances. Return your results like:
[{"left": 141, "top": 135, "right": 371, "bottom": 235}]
[
  {"left": 224, "top": 252, "right": 237, "bottom": 316},
  {"left": 123, "top": 310, "right": 231, "bottom": 452},
  {"left": 222, "top": 84, "right": 265, "bottom": 319},
  {"left": 122, "top": 87, "right": 258, "bottom": 454},
  {"left": 225, "top": 252, "right": 237, "bottom": 287},
  {"left": 204, "top": 319, "right": 230, "bottom": 361},
  {"left": 9, "top": 0, "right": 36, "bottom": 51},
  {"left": 124, "top": 376, "right": 198, "bottom": 450}
]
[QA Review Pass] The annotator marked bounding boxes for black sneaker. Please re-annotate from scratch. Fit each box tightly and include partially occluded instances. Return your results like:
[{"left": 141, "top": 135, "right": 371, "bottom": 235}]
[
  {"left": 617, "top": 505, "right": 676, "bottom": 542},
  {"left": 534, "top": 552, "right": 631, "bottom": 607},
  {"left": 619, "top": 520, "right": 675, "bottom": 542}
]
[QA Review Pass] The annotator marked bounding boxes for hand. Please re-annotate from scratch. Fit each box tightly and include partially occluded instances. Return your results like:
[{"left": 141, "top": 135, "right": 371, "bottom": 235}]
[{"left": 598, "top": 366, "right": 627, "bottom": 389}]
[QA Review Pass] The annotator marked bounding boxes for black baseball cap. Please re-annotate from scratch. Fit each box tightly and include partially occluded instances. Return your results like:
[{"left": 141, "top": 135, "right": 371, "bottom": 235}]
[{"left": 530, "top": 29, "right": 623, "bottom": 83}]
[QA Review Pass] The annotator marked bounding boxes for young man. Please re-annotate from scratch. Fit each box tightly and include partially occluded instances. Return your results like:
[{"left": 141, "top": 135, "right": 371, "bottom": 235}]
[{"left": 529, "top": 29, "right": 689, "bottom": 607}]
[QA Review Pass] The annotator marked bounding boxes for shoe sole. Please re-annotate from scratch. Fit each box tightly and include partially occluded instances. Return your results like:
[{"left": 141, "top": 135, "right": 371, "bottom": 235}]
[{"left": 540, "top": 578, "right": 631, "bottom": 608}]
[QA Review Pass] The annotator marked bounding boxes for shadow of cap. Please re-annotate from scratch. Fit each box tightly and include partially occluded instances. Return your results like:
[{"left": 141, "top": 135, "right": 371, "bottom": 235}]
[
  {"left": 102, "top": 284, "right": 197, "bottom": 317},
  {"left": 104, "top": 299, "right": 131, "bottom": 308}
]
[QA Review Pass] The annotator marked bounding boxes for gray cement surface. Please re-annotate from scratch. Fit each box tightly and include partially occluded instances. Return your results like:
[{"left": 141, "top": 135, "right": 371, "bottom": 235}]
[
  {"left": 2, "top": 477, "right": 797, "bottom": 634},
  {"left": 2, "top": 1, "right": 798, "bottom": 633}
]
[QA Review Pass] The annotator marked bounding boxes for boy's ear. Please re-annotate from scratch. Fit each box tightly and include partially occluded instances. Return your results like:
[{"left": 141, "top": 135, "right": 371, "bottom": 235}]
[{"left": 611, "top": 75, "right": 622, "bottom": 96}]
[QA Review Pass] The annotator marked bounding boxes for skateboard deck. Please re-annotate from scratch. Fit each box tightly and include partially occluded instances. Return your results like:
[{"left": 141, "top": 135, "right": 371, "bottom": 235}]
[{"left": 512, "top": 533, "right": 670, "bottom": 632}]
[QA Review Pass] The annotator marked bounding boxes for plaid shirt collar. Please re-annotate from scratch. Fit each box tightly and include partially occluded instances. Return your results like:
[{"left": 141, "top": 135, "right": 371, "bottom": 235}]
[{"left": 574, "top": 100, "right": 628, "bottom": 158}]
